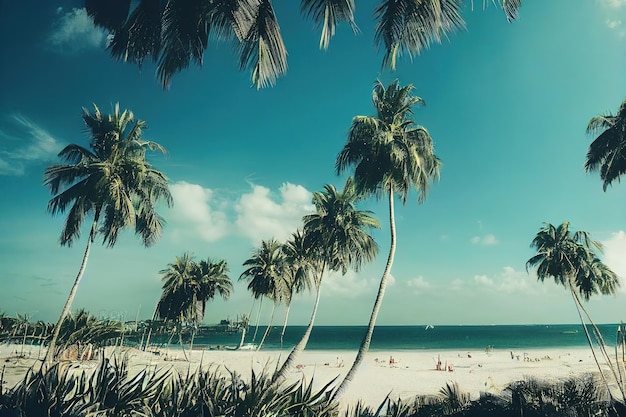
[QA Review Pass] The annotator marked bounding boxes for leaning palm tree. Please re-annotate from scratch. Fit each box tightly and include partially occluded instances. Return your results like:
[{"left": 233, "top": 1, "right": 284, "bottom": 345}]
[
  {"left": 273, "top": 177, "right": 379, "bottom": 383},
  {"left": 584, "top": 98, "right": 626, "bottom": 191},
  {"left": 239, "top": 238, "right": 286, "bottom": 349},
  {"left": 333, "top": 79, "right": 441, "bottom": 399},
  {"left": 526, "top": 221, "right": 623, "bottom": 401},
  {"left": 279, "top": 229, "right": 315, "bottom": 347},
  {"left": 43, "top": 104, "right": 172, "bottom": 364},
  {"left": 84, "top": 0, "right": 518, "bottom": 89}
]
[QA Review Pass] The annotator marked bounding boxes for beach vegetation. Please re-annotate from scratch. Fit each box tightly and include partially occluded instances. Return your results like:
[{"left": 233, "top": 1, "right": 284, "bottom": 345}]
[
  {"left": 0, "top": 354, "right": 337, "bottom": 417},
  {"left": 156, "top": 253, "right": 233, "bottom": 352},
  {"left": 526, "top": 221, "right": 624, "bottom": 404},
  {"left": 82, "top": 0, "right": 519, "bottom": 89},
  {"left": 273, "top": 177, "right": 380, "bottom": 383},
  {"left": 280, "top": 229, "right": 316, "bottom": 348},
  {"left": 239, "top": 238, "right": 288, "bottom": 350},
  {"left": 43, "top": 104, "right": 173, "bottom": 364},
  {"left": 585, "top": 98, "right": 626, "bottom": 191},
  {"left": 333, "top": 79, "right": 441, "bottom": 399}
]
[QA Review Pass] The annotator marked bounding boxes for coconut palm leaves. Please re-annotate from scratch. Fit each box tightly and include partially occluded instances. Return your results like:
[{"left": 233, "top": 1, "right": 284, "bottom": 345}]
[
  {"left": 527, "top": 221, "right": 623, "bottom": 401},
  {"left": 280, "top": 229, "right": 315, "bottom": 346},
  {"left": 585, "top": 98, "right": 626, "bottom": 191},
  {"left": 332, "top": 79, "right": 440, "bottom": 400},
  {"left": 239, "top": 239, "right": 288, "bottom": 349},
  {"left": 273, "top": 178, "right": 379, "bottom": 382},
  {"left": 157, "top": 253, "right": 233, "bottom": 326},
  {"left": 43, "top": 103, "right": 172, "bottom": 364},
  {"left": 85, "top": 0, "right": 520, "bottom": 89}
]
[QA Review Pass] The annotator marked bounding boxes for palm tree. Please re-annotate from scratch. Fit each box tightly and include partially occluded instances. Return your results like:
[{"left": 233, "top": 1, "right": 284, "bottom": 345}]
[
  {"left": 83, "top": 0, "right": 519, "bottom": 89},
  {"left": 239, "top": 239, "right": 287, "bottom": 350},
  {"left": 157, "top": 253, "right": 233, "bottom": 350},
  {"left": 584, "top": 98, "right": 626, "bottom": 190},
  {"left": 526, "top": 221, "right": 623, "bottom": 401},
  {"left": 43, "top": 104, "right": 172, "bottom": 364},
  {"left": 273, "top": 177, "right": 379, "bottom": 383},
  {"left": 279, "top": 229, "right": 315, "bottom": 347},
  {"left": 195, "top": 258, "right": 233, "bottom": 323},
  {"left": 333, "top": 79, "right": 441, "bottom": 400}
]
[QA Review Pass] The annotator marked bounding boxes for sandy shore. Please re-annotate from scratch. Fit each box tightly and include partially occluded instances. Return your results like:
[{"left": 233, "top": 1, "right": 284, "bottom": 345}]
[{"left": 0, "top": 343, "right": 608, "bottom": 408}]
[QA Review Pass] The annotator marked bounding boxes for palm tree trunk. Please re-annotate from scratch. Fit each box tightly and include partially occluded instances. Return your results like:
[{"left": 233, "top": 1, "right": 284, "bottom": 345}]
[
  {"left": 257, "top": 303, "right": 277, "bottom": 351},
  {"left": 177, "top": 325, "right": 189, "bottom": 361},
  {"left": 252, "top": 298, "right": 263, "bottom": 342},
  {"left": 572, "top": 287, "right": 625, "bottom": 400},
  {"left": 239, "top": 324, "right": 247, "bottom": 348},
  {"left": 570, "top": 287, "right": 612, "bottom": 397},
  {"left": 143, "top": 305, "right": 159, "bottom": 351},
  {"left": 280, "top": 302, "right": 291, "bottom": 349},
  {"left": 44, "top": 215, "right": 98, "bottom": 365},
  {"left": 273, "top": 278, "right": 323, "bottom": 384},
  {"left": 331, "top": 189, "right": 397, "bottom": 402}
]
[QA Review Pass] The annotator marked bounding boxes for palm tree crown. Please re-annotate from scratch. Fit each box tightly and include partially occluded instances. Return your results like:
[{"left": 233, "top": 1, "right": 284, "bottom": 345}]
[
  {"left": 84, "top": 0, "right": 520, "bottom": 89},
  {"left": 336, "top": 79, "right": 441, "bottom": 202},
  {"left": 239, "top": 238, "right": 287, "bottom": 303},
  {"left": 585, "top": 98, "right": 626, "bottom": 191},
  {"left": 157, "top": 253, "right": 233, "bottom": 325},
  {"left": 44, "top": 103, "right": 173, "bottom": 248},
  {"left": 526, "top": 221, "right": 619, "bottom": 300},
  {"left": 303, "top": 177, "right": 380, "bottom": 276}
]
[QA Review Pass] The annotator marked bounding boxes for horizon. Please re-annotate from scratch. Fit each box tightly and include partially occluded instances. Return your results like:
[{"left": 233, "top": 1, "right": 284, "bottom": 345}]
[{"left": 1, "top": 0, "right": 626, "bottom": 327}]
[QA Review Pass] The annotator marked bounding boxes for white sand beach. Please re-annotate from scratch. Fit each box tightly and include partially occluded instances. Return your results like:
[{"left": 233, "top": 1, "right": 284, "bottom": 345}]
[{"left": 0, "top": 343, "right": 609, "bottom": 408}]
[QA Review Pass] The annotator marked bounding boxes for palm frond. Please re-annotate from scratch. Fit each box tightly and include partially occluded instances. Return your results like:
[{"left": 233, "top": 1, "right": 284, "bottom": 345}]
[
  {"left": 375, "top": 0, "right": 465, "bottom": 70},
  {"left": 107, "top": 0, "right": 163, "bottom": 66},
  {"left": 238, "top": 0, "right": 288, "bottom": 89},
  {"left": 301, "top": 0, "right": 358, "bottom": 49},
  {"left": 85, "top": 0, "right": 131, "bottom": 32}
]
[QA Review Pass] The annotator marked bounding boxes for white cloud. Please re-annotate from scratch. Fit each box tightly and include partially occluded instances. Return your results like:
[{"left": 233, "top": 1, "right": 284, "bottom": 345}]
[
  {"left": 406, "top": 276, "right": 431, "bottom": 294},
  {"left": 470, "top": 233, "right": 498, "bottom": 246},
  {"left": 320, "top": 270, "right": 378, "bottom": 298},
  {"left": 235, "top": 183, "right": 314, "bottom": 244},
  {"left": 168, "top": 181, "right": 229, "bottom": 242},
  {"left": 48, "top": 8, "right": 106, "bottom": 53},
  {"left": 0, "top": 115, "right": 63, "bottom": 175},
  {"left": 602, "top": 231, "right": 626, "bottom": 292},
  {"left": 607, "top": 19, "right": 622, "bottom": 29},
  {"left": 599, "top": 0, "right": 626, "bottom": 8},
  {"left": 473, "top": 266, "right": 535, "bottom": 294}
]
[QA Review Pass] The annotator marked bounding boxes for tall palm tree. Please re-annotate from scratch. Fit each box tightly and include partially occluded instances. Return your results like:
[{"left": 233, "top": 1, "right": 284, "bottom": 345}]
[
  {"left": 273, "top": 177, "right": 379, "bottom": 383},
  {"left": 279, "top": 229, "right": 315, "bottom": 347},
  {"left": 239, "top": 238, "right": 287, "bottom": 350},
  {"left": 526, "top": 221, "right": 623, "bottom": 400},
  {"left": 43, "top": 104, "right": 172, "bottom": 364},
  {"left": 584, "top": 98, "right": 626, "bottom": 191},
  {"left": 83, "top": 0, "right": 519, "bottom": 89},
  {"left": 333, "top": 79, "right": 441, "bottom": 400}
]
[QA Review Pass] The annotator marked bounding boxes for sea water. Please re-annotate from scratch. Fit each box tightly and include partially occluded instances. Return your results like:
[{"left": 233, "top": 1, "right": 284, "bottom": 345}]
[{"left": 183, "top": 324, "right": 622, "bottom": 351}]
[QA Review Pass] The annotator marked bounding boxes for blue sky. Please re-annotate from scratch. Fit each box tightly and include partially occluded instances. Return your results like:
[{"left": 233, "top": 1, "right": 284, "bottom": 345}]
[{"left": 1, "top": 0, "right": 626, "bottom": 326}]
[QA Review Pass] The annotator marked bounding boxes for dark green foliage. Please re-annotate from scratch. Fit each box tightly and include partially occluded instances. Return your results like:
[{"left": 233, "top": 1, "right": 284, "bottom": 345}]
[
  {"left": 1, "top": 358, "right": 621, "bottom": 417},
  {"left": 0, "top": 355, "right": 338, "bottom": 417}
]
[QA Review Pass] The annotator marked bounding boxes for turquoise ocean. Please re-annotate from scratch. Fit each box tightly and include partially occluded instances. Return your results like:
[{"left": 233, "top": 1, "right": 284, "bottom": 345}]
[{"left": 169, "top": 324, "right": 622, "bottom": 351}]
